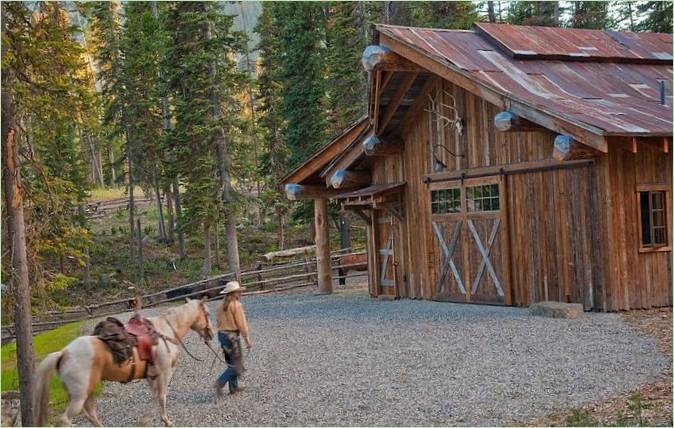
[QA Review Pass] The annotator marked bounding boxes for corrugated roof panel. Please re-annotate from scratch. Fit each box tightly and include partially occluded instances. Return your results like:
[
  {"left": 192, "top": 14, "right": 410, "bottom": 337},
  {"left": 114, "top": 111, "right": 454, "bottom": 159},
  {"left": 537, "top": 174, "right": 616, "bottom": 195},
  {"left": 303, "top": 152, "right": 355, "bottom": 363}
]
[
  {"left": 377, "top": 23, "right": 673, "bottom": 135},
  {"left": 474, "top": 22, "right": 672, "bottom": 63}
]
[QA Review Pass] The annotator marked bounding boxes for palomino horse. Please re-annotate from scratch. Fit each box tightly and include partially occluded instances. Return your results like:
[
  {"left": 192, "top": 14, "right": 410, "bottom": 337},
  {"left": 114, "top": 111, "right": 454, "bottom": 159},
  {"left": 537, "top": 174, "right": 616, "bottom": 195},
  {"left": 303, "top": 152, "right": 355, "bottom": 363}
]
[{"left": 34, "top": 298, "right": 214, "bottom": 426}]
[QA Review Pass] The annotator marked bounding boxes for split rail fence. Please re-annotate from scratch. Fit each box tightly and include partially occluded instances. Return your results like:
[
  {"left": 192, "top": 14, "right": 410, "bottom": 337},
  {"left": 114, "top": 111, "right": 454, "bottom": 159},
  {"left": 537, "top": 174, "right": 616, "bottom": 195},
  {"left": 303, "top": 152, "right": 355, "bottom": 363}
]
[{"left": 1, "top": 248, "right": 367, "bottom": 343}]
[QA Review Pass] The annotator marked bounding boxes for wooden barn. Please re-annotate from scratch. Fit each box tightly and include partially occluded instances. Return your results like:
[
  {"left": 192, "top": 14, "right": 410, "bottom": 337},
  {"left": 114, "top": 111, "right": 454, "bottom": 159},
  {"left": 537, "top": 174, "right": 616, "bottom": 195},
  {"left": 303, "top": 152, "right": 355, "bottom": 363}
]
[{"left": 282, "top": 23, "right": 673, "bottom": 311}]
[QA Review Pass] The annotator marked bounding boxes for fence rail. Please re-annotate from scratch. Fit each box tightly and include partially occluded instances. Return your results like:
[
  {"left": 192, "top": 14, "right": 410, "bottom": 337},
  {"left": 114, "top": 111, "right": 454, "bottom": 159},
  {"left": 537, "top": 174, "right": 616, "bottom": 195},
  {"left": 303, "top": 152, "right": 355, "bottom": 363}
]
[{"left": 1, "top": 248, "right": 367, "bottom": 343}]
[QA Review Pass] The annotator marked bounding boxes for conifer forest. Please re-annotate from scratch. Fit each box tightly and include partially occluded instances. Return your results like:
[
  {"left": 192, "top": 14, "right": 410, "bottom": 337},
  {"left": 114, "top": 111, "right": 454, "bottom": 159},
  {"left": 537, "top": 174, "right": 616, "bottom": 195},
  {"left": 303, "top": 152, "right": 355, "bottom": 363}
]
[{"left": 1, "top": 1, "right": 672, "bottom": 426}]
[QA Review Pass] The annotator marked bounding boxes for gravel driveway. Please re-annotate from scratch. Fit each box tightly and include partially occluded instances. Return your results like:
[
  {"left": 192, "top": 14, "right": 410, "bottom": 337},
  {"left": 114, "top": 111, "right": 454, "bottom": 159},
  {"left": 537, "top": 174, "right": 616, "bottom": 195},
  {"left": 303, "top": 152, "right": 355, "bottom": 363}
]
[{"left": 83, "top": 288, "right": 670, "bottom": 426}]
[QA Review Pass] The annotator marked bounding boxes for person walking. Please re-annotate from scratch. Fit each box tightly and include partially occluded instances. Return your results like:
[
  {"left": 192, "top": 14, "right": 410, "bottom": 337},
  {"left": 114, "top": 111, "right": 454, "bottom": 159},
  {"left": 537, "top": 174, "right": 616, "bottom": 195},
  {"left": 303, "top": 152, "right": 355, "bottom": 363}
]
[{"left": 214, "top": 280, "right": 252, "bottom": 398}]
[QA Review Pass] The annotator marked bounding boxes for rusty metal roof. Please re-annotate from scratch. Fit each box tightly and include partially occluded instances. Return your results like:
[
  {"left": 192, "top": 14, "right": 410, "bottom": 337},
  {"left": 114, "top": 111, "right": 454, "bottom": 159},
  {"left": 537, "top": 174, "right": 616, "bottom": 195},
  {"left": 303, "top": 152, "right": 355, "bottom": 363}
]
[{"left": 378, "top": 23, "right": 673, "bottom": 136}]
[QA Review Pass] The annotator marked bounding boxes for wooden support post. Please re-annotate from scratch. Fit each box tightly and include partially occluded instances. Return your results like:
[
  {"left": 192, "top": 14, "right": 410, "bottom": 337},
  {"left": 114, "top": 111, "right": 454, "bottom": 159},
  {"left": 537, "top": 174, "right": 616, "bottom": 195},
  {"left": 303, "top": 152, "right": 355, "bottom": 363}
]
[
  {"left": 329, "top": 169, "right": 371, "bottom": 189},
  {"left": 552, "top": 135, "right": 599, "bottom": 161},
  {"left": 314, "top": 198, "right": 332, "bottom": 294}
]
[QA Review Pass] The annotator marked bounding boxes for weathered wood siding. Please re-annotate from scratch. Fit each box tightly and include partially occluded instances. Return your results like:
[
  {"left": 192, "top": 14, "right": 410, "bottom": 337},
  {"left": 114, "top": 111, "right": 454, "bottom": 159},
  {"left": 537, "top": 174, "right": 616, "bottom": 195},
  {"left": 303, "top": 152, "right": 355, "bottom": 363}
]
[
  {"left": 363, "top": 76, "right": 671, "bottom": 310},
  {"left": 393, "top": 79, "right": 601, "bottom": 307},
  {"left": 596, "top": 146, "right": 673, "bottom": 311}
]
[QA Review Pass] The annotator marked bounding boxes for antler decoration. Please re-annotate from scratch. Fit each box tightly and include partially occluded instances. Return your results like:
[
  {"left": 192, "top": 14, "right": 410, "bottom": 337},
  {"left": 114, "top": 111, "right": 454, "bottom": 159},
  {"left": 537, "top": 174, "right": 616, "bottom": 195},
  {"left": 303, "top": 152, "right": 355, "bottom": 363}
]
[{"left": 425, "top": 90, "right": 464, "bottom": 136}]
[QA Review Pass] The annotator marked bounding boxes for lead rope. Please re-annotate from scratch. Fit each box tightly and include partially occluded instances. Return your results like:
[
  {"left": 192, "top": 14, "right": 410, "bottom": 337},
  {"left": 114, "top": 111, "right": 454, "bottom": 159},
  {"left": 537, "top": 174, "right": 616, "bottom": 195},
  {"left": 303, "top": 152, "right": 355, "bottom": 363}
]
[{"left": 165, "top": 319, "right": 205, "bottom": 362}]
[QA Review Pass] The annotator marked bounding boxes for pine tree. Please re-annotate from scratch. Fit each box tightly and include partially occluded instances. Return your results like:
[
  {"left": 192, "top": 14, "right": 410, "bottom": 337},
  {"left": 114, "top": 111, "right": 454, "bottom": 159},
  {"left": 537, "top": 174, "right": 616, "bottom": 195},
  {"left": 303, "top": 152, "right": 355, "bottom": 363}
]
[
  {"left": 164, "top": 1, "right": 243, "bottom": 276},
  {"left": 636, "top": 1, "right": 673, "bottom": 32},
  {"left": 2, "top": 2, "right": 97, "bottom": 423},
  {"left": 570, "top": 2, "right": 610, "bottom": 29},
  {"left": 257, "top": 2, "right": 290, "bottom": 248},
  {"left": 410, "top": 1, "right": 481, "bottom": 29},
  {"left": 274, "top": 2, "right": 328, "bottom": 170},
  {"left": 325, "top": 2, "right": 368, "bottom": 134},
  {"left": 84, "top": 0, "right": 137, "bottom": 254},
  {"left": 507, "top": 1, "right": 561, "bottom": 26},
  {"left": 119, "top": 1, "right": 167, "bottom": 244}
]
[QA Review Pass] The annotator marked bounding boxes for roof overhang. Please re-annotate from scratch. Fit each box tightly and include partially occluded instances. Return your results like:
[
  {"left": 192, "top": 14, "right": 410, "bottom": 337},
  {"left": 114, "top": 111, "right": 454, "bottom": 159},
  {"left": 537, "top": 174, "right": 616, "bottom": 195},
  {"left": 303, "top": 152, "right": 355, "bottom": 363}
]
[{"left": 281, "top": 116, "right": 369, "bottom": 186}]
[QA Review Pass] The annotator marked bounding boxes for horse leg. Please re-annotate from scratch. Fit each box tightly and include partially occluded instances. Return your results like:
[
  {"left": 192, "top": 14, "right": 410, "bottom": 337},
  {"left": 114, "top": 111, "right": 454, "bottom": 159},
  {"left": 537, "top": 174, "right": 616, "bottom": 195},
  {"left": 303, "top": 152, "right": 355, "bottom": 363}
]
[
  {"left": 157, "top": 369, "right": 173, "bottom": 427},
  {"left": 58, "top": 394, "right": 86, "bottom": 427},
  {"left": 83, "top": 395, "right": 103, "bottom": 427},
  {"left": 58, "top": 363, "right": 92, "bottom": 426}
]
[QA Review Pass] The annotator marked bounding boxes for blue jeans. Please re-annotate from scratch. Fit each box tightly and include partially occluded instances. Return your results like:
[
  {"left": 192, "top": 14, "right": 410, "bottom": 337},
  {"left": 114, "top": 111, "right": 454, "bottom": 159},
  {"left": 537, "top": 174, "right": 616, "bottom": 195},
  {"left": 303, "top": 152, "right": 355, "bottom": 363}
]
[{"left": 217, "top": 331, "right": 242, "bottom": 392}]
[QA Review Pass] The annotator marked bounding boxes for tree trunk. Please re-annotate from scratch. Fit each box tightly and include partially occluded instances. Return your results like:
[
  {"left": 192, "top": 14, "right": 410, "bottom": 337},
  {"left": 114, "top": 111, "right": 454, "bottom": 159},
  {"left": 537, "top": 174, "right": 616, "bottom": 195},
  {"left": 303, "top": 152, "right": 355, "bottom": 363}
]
[
  {"left": 553, "top": 2, "right": 560, "bottom": 26},
  {"left": 152, "top": 167, "right": 166, "bottom": 242},
  {"left": 487, "top": 1, "right": 496, "bottom": 22},
  {"left": 173, "top": 177, "right": 186, "bottom": 260},
  {"left": 1, "top": 77, "right": 35, "bottom": 427},
  {"left": 137, "top": 219, "right": 144, "bottom": 279},
  {"left": 87, "top": 132, "right": 104, "bottom": 187},
  {"left": 214, "top": 224, "right": 221, "bottom": 269},
  {"left": 225, "top": 216, "right": 240, "bottom": 281},
  {"left": 108, "top": 145, "right": 117, "bottom": 187},
  {"left": 207, "top": 22, "right": 241, "bottom": 280},
  {"left": 165, "top": 186, "right": 175, "bottom": 244},
  {"left": 128, "top": 159, "right": 135, "bottom": 259},
  {"left": 627, "top": 2, "right": 635, "bottom": 31},
  {"left": 202, "top": 224, "right": 212, "bottom": 277}
]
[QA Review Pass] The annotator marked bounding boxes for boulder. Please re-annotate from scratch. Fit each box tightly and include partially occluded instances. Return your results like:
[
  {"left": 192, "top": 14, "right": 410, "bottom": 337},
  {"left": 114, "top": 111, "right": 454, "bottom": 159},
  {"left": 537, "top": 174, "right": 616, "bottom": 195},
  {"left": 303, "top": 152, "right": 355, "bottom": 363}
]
[{"left": 529, "top": 301, "right": 584, "bottom": 319}]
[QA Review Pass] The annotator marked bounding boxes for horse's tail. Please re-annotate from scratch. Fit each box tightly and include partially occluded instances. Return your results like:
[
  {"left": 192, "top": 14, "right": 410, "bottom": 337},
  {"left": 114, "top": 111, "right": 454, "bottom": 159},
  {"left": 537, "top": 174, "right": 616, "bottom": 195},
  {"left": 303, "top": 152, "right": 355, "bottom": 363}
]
[{"left": 34, "top": 350, "right": 63, "bottom": 426}]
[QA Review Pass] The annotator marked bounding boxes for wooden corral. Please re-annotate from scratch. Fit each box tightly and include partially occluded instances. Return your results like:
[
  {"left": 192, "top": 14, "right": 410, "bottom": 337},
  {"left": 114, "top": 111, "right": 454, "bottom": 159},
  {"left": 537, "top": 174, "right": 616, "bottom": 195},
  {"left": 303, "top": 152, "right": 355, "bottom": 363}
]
[{"left": 282, "top": 23, "right": 673, "bottom": 311}]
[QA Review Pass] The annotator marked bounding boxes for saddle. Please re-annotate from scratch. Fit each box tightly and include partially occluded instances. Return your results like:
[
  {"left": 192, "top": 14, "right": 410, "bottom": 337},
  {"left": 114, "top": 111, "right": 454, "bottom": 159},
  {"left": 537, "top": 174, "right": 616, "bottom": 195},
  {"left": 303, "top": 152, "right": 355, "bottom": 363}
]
[
  {"left": 125, "top": 314, "right": 158, "bottom": 362},
  {"left": 93, "top": 314, "right": 160, "bottom": 366}
]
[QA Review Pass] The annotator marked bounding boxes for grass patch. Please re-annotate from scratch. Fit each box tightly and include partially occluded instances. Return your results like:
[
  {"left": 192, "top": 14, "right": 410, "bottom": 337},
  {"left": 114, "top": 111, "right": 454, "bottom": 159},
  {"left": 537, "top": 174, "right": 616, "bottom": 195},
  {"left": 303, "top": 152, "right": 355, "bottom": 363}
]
[{"left": 1, "top": 321, "right": 91, "bottom": 412}]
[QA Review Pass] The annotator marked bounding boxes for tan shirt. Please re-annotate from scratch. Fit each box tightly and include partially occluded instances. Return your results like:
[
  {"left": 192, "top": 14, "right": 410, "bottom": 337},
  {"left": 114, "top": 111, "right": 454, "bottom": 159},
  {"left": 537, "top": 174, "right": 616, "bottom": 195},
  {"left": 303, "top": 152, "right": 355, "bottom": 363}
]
[{"left": 216, "top": 299, "right": 250, "bottom": 341}]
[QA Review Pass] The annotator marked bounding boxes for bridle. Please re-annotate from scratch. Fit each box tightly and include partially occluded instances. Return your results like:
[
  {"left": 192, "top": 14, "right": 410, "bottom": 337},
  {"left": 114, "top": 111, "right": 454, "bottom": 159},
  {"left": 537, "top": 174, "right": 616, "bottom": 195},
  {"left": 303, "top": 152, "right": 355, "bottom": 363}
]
[{"left": 165, "top": 299, "right": 224, "bottom": 363}]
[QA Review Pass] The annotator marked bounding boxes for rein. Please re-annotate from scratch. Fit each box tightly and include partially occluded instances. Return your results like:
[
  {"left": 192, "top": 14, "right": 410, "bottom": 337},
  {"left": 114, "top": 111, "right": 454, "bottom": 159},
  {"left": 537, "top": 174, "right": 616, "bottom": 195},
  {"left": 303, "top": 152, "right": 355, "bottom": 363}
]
[{"left": 165, "top": 318, "right": 205, "bottom": 362}]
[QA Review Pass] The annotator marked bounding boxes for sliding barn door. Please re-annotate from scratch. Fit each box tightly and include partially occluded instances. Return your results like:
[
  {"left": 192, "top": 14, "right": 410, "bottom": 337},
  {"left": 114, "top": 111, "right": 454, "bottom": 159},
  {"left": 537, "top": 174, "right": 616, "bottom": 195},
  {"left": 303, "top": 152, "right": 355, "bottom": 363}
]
[
  {"left": 430, "top": 177, "right": 511, "bottom": 304},
  {"left": 374, "top": 212, "right": 398, "bottom": 297}
]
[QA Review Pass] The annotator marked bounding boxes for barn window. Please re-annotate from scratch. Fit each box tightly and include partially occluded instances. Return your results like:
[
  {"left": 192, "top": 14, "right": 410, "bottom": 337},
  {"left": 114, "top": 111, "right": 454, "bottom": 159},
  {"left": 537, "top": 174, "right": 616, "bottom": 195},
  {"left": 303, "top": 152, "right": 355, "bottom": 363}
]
[
  {"left": 431, "top": 188, "right": 461, "bottom": 214},
  {"left": 466, "top": 184, "right": 500, "bottom": 212},
  {"left": 640, "top": 191, "right": 667, "bottom": 247}
]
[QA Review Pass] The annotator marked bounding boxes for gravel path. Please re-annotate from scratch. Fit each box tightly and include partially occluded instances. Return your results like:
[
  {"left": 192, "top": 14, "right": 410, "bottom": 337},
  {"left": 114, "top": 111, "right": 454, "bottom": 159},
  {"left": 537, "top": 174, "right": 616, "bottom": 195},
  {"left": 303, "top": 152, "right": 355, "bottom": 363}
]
[{"left": 83, "top": 288, "right": 670, "bottom": 426}]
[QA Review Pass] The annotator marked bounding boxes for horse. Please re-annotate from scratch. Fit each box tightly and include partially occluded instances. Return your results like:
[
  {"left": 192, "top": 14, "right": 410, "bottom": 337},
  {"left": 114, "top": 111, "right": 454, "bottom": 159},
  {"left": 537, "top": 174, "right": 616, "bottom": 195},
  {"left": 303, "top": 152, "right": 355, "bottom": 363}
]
[{"left": 33, "top": 298, "right": 214, "bottom": 427}]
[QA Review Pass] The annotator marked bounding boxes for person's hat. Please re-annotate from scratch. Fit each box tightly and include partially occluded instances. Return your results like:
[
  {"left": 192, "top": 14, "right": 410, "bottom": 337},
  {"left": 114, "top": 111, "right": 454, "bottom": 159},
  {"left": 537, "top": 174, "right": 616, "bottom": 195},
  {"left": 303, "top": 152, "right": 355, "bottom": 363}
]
[{"left": 219, "top": 280, "right": 246, "bottom": 295}]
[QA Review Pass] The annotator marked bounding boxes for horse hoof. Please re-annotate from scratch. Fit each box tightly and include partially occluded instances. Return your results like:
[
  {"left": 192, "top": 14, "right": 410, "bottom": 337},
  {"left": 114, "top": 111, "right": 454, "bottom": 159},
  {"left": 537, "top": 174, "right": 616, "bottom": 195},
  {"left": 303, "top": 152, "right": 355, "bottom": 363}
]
[{"left": 164, "top": 420, "right": 174, "bottom": 427}]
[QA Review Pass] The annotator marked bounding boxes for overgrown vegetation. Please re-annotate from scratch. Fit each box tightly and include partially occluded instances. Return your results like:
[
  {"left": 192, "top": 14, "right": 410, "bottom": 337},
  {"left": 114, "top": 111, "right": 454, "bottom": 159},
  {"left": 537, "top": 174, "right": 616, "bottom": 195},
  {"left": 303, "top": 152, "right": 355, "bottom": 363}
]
[{"left": 1, "top": 321, "right": 100, "bottom": 413}]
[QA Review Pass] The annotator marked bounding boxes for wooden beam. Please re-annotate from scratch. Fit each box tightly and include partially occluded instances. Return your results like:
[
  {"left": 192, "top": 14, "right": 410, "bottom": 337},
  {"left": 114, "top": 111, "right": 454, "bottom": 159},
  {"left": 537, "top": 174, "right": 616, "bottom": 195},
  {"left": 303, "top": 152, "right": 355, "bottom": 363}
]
[
  {"left": 552, "top": 135, "right": 600, "bottom": 161},
  {"left": 329, "top": 169, "right": 371, "bottom": 189},
  {"left": 610, "top": 136, "right": 638, "bottom": 154},
  {"left": 638, "top": 137, "right": 670, "bottom": 153},
  {"left": 494, "top": 111, "right": 542, "bottom": 132},
  {"left": 282, "top": 117, "right": 368, "bottom": 185},
  {"left": 425, "top": 158, "right": 595, "bottom": 183},
  {"left": 373, "top": 70, "right": 382, "bottom": 127},
  {"left": 349, "top": 208, "right": 372, "bottom": 225},
  {"left": 399, "top": 75, "right": 438, "bottom": 132},
  {"left": 320, "top": 135, "right": 368, "bottom": 183},
  {"left": 284, "top": 184, "right": 342, "bottom": 200},
  {"left": 377, "top": 72, "right": 418, "bottom": 135},
  {"left": 379, "top": 33, "right": 609, "bottom": 153},
  {"left": 362, "top": 44, "right": 421, "bottom": 72},
  {"left": 363, "top": 135, "right": 403, "bottom": 156},
  {"left": 314, "top": 199, "right": 332, "bottom": 294}
]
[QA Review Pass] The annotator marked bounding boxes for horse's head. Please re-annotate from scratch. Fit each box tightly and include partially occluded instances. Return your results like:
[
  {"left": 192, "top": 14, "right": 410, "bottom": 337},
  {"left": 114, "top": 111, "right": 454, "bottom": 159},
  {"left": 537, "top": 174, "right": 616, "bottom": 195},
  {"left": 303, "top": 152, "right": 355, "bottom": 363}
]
[{"left": 187, "top": 297, "right": 214, "bottom": 342}]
